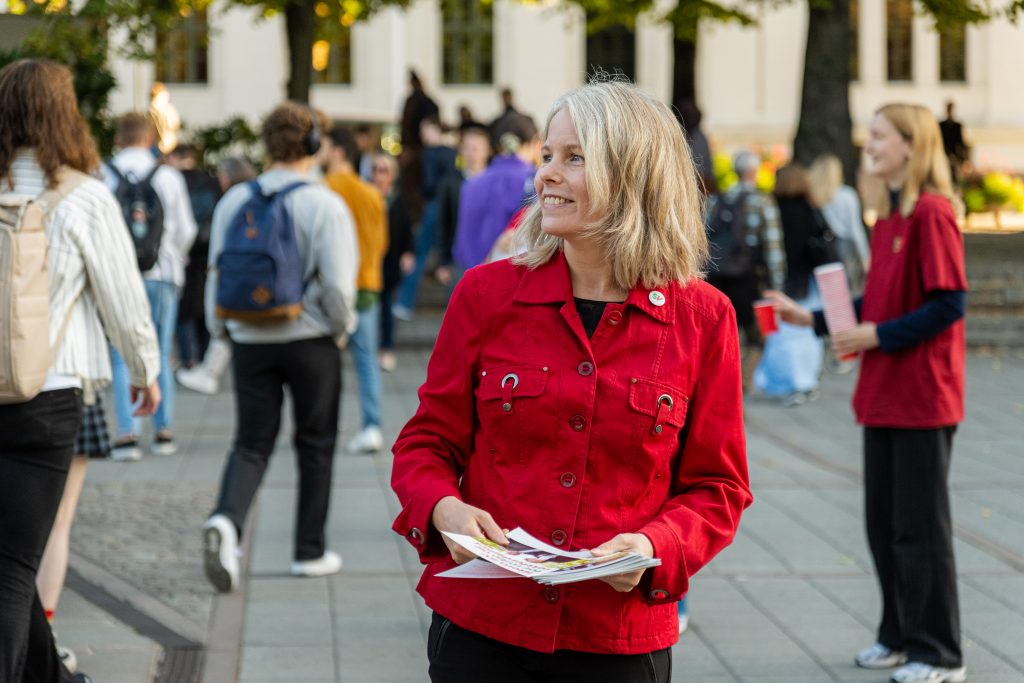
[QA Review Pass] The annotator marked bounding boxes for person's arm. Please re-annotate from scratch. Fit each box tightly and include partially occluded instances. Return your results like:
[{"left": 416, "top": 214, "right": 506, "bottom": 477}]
[
  {"left": 392, "top": 270, "right": 497, "bottom": 563},
  {"left": 634, "top": 306, "right": 753, "bottom": 604},
  {"left": 759, "top": 198, "right": 787, "bottom": 292},
  {"left": 315, "top": 192, "right": 360, "bottom": 338},
  {"left": 158, "top": 168, "right": 199, "bottom": 260},
  {"left": 73, "top": 186, "right": 161, "bottom": 388},
  {"left": 874, "top": 290, "right": 965, "bottom": 352}
]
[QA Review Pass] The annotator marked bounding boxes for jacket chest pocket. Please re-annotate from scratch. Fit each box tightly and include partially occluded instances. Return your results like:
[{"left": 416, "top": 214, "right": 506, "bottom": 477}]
[
  {"left": 476, "top": 366, "right": 550, "bottom": 464},
  {"left": 627, "top": 377, "right": 689, "bottom": 464}
]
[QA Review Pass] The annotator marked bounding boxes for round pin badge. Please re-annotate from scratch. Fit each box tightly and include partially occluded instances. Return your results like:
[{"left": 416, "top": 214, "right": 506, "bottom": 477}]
[{"left": 649, "top": 290, "right": 666, "bottom": 306}]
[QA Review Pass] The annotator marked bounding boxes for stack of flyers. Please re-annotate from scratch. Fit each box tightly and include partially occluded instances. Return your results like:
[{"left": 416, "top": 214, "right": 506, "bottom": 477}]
[{"left": 436, "top": 528, "right": 661, "bottom": 585}]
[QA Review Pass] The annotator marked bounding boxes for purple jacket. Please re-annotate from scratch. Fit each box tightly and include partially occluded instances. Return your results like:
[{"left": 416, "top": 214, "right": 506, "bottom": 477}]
[{"left": 453, "top": 155, "right": 535, "bottom": 269}]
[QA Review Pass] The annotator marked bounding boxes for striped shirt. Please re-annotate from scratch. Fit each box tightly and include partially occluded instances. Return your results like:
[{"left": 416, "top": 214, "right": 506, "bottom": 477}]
[{"left": 4, "top": 150, "right": 161, "bottom": 390}]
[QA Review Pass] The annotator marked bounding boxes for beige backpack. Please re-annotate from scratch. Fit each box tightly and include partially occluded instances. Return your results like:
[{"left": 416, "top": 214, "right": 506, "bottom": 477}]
[{"left": 0, "top": 167, "right": 89, "bottom": 404}]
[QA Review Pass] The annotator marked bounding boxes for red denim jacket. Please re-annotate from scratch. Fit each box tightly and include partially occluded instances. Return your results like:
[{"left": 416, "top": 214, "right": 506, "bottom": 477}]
[{"left": 391, "top": 253, "right": 752, "bottom": 655}]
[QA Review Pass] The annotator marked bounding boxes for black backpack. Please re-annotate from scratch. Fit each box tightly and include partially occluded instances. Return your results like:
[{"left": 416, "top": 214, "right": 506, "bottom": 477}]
[
  {"left": 706, "top": 190, "right": 755, "bottom": 278},
  {"left": 107, "top": 162, "right": 165, "bottom": 272}
]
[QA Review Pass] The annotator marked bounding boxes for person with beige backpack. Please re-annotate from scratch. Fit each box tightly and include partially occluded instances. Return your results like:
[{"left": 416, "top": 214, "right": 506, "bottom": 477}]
[{"left": 0, "top": 59, "right": 161, "bottom": 683}]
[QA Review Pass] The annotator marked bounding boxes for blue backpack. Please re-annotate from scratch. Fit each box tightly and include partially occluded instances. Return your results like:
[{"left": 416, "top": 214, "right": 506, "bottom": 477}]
[{"left": 215, "top": 180, "right": 308, "bottom": 324}]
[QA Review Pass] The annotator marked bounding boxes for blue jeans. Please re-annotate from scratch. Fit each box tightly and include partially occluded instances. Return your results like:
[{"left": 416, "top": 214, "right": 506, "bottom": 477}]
[
  {"left": 348, "top": 302, "right": 382, "bottom": 428},
  {"left": 397, "top": 200, "right": 438, "bottom": 311},
  {"left": 111, "top": 280, "right": 177, "bottom": 436}
]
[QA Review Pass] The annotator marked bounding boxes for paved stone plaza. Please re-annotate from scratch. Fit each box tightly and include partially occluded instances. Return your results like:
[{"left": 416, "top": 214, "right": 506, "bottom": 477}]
[{"left": 55, "top": 344, "right": 1024, "bottom": 683}]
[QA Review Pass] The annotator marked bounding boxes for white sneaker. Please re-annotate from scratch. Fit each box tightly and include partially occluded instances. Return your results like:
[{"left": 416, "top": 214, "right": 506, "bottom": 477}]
[
  {"left": 856, "top": 643, "right": 909, "bottom": 669},
  {"left": 203, "top": 514, "right": 240, "bottom": 592},
  {"left": 151, "top": 430, "right": 178, "bottom": 455},
  {"left": 176, "top": 367, "right": 219, "bottom": 395},
  {"left": 291, "top": 550, "right": 342, "bottom": 577},
  {"left": 111, "top": 437, "right": 142, "bottom": 462},
  {"left": 890, "top": 662, "right": 967, "bottom": 683},
  {"left": 58, "top": 644, "right": 77, "bottom": 673},
  {"left": 347, "top": 425, "right": 383, "bottom": 453}
]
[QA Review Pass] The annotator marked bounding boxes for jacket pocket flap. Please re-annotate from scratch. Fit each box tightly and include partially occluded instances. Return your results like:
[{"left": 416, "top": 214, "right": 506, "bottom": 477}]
[
  {"left": 478, "top": 367, "right": 549, "bottom": 400},
  {"left": 628, "top": 378, "right": 688, "bottom": 426}
]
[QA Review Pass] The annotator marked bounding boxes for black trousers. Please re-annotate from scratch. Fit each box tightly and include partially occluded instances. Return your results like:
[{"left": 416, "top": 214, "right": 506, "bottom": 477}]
[
  {"left": 427, "top": 613, "right": 672, "bottom": 683},
  {"left": 864, "top": 426, "right": 962, "bottom": 668},
  {"left": 0, "top": 388, "right": 82, "bottom": 683},
  {"left": 213, "top": 337, "right": 342, "bottom": 561}
]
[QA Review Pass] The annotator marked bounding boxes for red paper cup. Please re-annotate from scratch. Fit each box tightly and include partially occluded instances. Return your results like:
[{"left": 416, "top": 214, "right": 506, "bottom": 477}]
[{"left": 753, "top": 300, "right": 779, "bottom": 337}]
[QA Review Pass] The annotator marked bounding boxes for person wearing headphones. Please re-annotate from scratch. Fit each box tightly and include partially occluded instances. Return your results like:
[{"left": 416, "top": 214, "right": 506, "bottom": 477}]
[{"left": 201, "top": 102, "right": 359, "bottom": 592}]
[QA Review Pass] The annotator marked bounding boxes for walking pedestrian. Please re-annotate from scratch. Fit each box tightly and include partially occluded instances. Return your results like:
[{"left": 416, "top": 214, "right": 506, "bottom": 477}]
[
  {"left": 323, "top": 126, "right": 389, "bottom": 453},
  {"left": 768, "top": 103, "right": 968, "bottom": 683},
  {"left": 201, "top": 102, "right": 358, "bottom": 593},
  {"left": 104, "top": 112, "right": 197, "bottom": 459},
  {"left": 0, "top": 58, "right": 161, "bottom": 683},
  {"left": 175, "top": 156, "right": 257, "bottom": 395},
  {"left": 373, "top": 152, "right": 414, "bottom": 373},
  {"left": 391, "top": 79, "right": 752, "bottom": 682},
  {"left": 704, "top": 151, "right": 787, "bottom": 390}
]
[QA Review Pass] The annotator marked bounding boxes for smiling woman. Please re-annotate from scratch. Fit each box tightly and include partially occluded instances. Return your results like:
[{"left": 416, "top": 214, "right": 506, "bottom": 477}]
[{"left": 391, "top": 77, "right": 752, "bottom": 683}]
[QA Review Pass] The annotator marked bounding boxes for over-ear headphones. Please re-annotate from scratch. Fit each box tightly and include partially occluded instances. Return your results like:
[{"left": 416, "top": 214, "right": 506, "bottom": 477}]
[{"left": 303, "top": 106, "right": 322, "bottom": 157}]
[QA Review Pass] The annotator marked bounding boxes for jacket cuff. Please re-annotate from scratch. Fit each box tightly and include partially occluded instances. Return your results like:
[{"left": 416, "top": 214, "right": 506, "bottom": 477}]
[
  {"left": 391, "top": 481, "right": 463, "bottom": 564},
  {"left": 637, "top": 521, "right": 688, "bottom": 605}
]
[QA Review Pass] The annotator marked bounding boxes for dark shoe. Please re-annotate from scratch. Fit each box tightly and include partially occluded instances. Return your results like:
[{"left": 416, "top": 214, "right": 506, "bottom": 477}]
[{"left": 71, "top": 673, "right": 94, "bottom": 683}]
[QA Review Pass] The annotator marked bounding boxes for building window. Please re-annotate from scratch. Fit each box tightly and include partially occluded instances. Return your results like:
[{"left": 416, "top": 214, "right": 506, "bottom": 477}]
[
  {"left": 585, "top": 19, "right": 635, "bottom": 81},
  {"left": 155, "top": 9, "right": 209, "bottom": 84},
  {"left": 441, "top": 0, "right": 493, "bottom": 85},
  {"left": 886, "top": 0, "right": 913, "bottom": 81},
  {"left": 849, "top": 0, "right": 859, "bottom": 80},
  {"left": 312, "top": 28, "right": 352, "bottom": 85},
  {"left": 939, "top": 23, "right": 966, "bottom": 82}
]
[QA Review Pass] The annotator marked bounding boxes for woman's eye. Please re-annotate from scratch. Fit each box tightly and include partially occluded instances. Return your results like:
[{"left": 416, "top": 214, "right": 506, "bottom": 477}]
[
  {"left": 541, "top": 153, "right": 553, "bottom": 163},
  {"left": 570, "top": 154, "right": 584, "bottom": 163}
]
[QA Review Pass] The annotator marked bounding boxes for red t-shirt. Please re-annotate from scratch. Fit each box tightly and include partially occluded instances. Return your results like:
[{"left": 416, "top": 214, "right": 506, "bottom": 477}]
[{"left": 853, "top": 193, "right": 967, "bottom": 428}]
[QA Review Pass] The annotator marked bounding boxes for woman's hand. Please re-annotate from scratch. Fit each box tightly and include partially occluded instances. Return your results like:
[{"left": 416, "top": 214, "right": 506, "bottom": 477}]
[
  {"left": 431, "top": 496, "right": 509, "bottom": 564},
  {"left": 832, "top": 323, "right": 879, "bottom": 356},
  {"left": 762, "top": 290, "right": 813, "bottom": 327},
  {"left": 591, "top": 533, "right": 654, "bottom": 593}
]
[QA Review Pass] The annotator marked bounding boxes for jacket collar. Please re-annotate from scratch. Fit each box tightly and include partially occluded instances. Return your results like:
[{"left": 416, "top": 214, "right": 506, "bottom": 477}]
[{"left": 513, "top": 251, "right": 675, "bottom": 324}]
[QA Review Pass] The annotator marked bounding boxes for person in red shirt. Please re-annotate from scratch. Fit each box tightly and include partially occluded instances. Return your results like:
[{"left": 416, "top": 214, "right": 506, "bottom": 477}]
[
  {"left": 769, "top": 103, "right": 967, "bottom": 683},
  {"left": 390, "top": 80, "right": 752, "bottom": 682}
]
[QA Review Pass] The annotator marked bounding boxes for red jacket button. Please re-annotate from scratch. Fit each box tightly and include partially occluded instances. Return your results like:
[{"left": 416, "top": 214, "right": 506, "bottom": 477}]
[
  {"left": 407, "top": 528, "right": 425, "bottom": 547},
  {"left": 543, "top": 586, "right": 560, "bottom": 603},
  {"left": 550, "top": 529, "right": 567, "bottom": 545},
  {"left": 607, "top": 310, "right": 623, "bottom": 325},
  {"left": 577, "top": 361, "right": 594, "bottom": 376},
  {"left": 560, "top": 472, "right": 576, "bottom": 488},
  {"left": 569, "top": 415, "right": 586, "bottom": 431},
  {"left": 649, "top": 588, "right": 669, "bottom": 600}
]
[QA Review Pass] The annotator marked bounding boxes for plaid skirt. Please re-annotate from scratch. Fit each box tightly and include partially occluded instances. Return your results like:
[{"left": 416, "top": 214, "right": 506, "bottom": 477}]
[{"left": 75, "top": 394, "right": 111, "bottom": 458}]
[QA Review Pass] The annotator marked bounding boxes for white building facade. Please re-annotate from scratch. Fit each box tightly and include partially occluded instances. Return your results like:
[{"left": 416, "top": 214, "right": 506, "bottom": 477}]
[{"left": 35, "top": 0, "right": 1024, "bottom": 166}]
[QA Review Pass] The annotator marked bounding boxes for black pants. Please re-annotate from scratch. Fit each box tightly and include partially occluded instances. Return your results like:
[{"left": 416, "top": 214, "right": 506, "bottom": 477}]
[
  {"left": 213, "top": 337, "right": 342, "bottom": 561},
  {"left": 0, "top": 388, "right": 82, "bottom": 683},
  {"left": 427, "top": 613, "right": 672, "bottom": 683},
  {"left": 864, "top": 426, "right": 962, "bottom": 668}
]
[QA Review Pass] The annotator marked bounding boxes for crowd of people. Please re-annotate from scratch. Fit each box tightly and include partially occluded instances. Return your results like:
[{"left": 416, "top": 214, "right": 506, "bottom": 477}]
[{"left": 0, "top": 58, "right": 968, "bottom": 683}]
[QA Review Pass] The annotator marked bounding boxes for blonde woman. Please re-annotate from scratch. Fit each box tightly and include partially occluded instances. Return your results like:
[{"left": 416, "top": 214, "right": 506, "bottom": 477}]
[
  {"left": 391, "top": 80, "right": 752, "bottom": 681},
  {"left": 808, "top": 154, "right": 871, "bottom": 294},
  {"left": 769, "top": 104, "right": 967, "bottom": 683}
]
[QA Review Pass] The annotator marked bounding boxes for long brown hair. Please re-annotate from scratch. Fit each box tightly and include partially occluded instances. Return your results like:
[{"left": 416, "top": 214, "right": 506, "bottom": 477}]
[{"left": 0, "top": 59, "right": 101, "bottom": 189}]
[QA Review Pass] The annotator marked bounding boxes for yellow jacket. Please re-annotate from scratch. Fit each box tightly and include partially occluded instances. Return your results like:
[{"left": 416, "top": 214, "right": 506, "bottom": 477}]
[{"left": 325, "top": 171, "right": 389, "bottom": 292}]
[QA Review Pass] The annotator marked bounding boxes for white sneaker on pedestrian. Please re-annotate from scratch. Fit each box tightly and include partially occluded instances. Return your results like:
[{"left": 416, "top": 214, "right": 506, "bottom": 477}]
[
  {"left": 391, "top": 304, "right": 414, "bottom": 321},
  {"left": 151, "top": 430, "right": 178, "bottom": 455},
  {"left": 176, "top": 366, "right": 219, "bottom": 395},
  {"left": 378, "top": 351, "right": 397, "bottom": 373},
  {"left": 890, "top": 662, "right": 967, "bottom": 683},
  {"left": 347, "top": 425, "right": 383, "bottom": 453},
  {"left": 111, "top": 437, "right": 142, "bottom": 462},
  {"left": 291, "top": 550, "right": 342, "bottom": 577},
  {"left": 203, "top": 514, "right": 240, "bottom": 593},
  {"left": 856, "top": 643, "right": 909, "bottom": 669}
]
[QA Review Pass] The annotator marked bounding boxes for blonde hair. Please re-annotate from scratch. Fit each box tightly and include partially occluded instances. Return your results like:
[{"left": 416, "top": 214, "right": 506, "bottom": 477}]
[
  {"left": 513, "top": 79, "right": 708, "bottom": 290},
  {"left": 807, "top": 154, "right": 843, "bottom": 208},
  {"left": 869, "top": 103, "right": 960, "bottom": 218}
]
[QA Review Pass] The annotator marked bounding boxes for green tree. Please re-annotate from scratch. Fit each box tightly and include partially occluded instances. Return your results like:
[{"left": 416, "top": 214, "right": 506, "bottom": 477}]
[{"left": 793, "top": 0, "right": 1016, "bottom": 178}]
